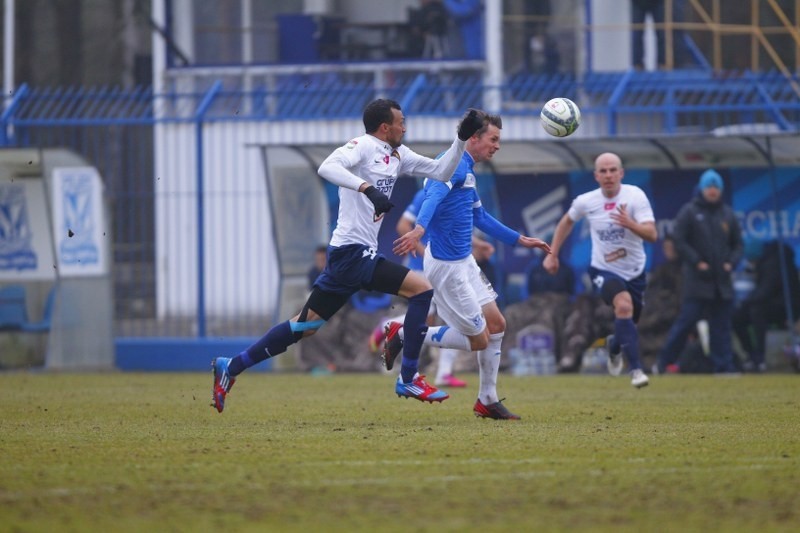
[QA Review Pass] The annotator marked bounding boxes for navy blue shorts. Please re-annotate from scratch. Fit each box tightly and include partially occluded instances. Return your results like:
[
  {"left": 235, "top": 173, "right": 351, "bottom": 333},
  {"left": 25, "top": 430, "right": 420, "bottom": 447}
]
[
  {"left": 314, "top": 244, "right": 384, "bottom": 295},
  {"left": 308, "top": 243, "right": 409, "bottom": 321},
  {"left": 587, "top": 267, "right": 647, "bottom": 322}
]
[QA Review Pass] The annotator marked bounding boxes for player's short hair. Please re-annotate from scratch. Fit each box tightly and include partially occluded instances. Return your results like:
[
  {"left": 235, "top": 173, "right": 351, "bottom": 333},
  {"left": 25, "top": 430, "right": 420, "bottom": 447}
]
[
  {"left": 475, "top": 113, "right": 502, "bottom": 137},
  {"left": 363, "top": 99, "right": 401, "bottom": 133}
]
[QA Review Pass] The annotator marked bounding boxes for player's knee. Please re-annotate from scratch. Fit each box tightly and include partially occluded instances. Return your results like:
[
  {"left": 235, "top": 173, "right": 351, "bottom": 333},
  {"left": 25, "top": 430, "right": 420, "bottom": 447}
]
[
  {"left": 469, "top": 332, "right": 489, "bottom": 351},
  {"left": 486, "top": 315, "right": 506, "bottom": 334},
  {"left": 613, "top": 297, "right": 634, "bottom": 318},
  {"left": 399, "top": 271, "right": 432, "bottom": 299}
]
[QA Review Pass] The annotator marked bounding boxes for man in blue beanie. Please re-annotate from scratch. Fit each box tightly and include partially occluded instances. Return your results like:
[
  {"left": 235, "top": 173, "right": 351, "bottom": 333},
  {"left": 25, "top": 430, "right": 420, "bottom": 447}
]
[{"left": 655, "top": 169, "right": 744, "bottom": 373}]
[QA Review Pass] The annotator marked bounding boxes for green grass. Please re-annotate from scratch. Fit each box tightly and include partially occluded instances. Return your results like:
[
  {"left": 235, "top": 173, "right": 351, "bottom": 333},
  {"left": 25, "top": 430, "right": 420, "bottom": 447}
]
[{"left": 1, "top": 372, "right": 798, "bottom": 532}]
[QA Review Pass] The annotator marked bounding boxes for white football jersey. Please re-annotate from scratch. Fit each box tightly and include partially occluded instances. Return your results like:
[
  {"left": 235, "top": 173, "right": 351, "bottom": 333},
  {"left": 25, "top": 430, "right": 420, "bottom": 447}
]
[
  {"left": 567, "top": 183, "right": 655, "bottom": 280},
  {"left": 322, "top": 134, "right": 459, "bottom": 248}
]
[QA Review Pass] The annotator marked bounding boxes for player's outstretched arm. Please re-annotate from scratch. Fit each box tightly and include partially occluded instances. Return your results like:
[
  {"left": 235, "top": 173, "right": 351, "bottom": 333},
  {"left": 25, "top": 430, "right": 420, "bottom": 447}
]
[
  {"left": 517, "top": 235, "right": 551, "bottom": 254},
  {"left": 400, "top": 108, "right": 485, "bottom": 183},
  {"left": 543, "top": 213, "right": 575, "bottom": 274}
]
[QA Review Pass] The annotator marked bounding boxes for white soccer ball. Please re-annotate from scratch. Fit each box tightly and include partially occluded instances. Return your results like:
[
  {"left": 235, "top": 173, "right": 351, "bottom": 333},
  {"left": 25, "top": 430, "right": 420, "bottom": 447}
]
[{"left": 540, "top": 97, "right": 581, "bottom": 138}]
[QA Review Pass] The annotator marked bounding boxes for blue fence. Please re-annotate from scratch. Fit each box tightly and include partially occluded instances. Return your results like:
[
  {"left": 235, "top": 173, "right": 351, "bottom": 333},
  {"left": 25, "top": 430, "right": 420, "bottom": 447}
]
[{"left": 2, "top": 68, "right": 799, "bottom": 344}]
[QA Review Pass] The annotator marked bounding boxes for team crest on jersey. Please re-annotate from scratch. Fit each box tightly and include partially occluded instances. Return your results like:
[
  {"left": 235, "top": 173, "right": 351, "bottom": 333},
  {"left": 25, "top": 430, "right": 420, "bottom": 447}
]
[
  {"left": 464, "top": 173, "right": 476, "bottom": 188},
  {"left": 346, "top": 139, "right": 358, "bottom": 149},
  {"left": 604, "top": 202, "right": 616, "bottom": 210},
  {"left": 471, "top": 314, "right": 483, "bottom": 329}
]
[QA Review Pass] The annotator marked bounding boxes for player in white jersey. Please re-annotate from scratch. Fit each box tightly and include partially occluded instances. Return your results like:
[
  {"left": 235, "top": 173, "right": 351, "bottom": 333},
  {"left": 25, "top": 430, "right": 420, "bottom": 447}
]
[
  {"left": 544, "top": 152, "right": 657, "bottom": 388},
  {"left": 385, "top": 111, "right": 552, "bottom": 419},
  {"left": 210, "top": 99, "right": 485, "bottom": 412}
]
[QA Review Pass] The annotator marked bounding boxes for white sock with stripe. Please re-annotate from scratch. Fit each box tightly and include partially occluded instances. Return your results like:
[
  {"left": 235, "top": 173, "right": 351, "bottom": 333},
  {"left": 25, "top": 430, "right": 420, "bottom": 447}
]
[{"left": 477, "top": 332, "right": 503, "bottom": 405}]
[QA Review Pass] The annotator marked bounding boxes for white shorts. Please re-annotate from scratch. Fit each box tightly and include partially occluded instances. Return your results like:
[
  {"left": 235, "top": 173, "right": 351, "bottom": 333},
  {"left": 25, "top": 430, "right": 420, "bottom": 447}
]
[{"left": 423, "top": 246, "right": 496, "bottom": 336}]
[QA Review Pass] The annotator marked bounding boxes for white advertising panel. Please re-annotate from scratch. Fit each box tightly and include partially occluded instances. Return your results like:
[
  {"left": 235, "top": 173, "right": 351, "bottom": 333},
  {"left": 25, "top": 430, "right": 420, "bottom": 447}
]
[
  {"left": 0, "top": 179, "right": 56, "bottom": 281},
  {"left": 51, "top": 167, "right": 108, "bottom": 277}
]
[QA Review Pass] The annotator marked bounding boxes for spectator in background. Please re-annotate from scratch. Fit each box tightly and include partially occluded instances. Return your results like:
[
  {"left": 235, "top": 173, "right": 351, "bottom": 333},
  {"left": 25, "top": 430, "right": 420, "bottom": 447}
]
[
  {"left": 472, "top": 232, "right": 497, "bottom": 287},
  {"left": 307, "top": 244, "right": 328, "bottom": 290},
  {"left": 631, "top": 0, "right": 665, "bottom": 70},
  {"left": 409, "top": 0, "right": 450, "bottom": 59},
  {"left": 443, "top": 0, "right": 484, "bottom": 59},
  {"left": 524, "top": 1, "right": 560, "bottom": 74},
  {"left": 637, "top": 235, "right": 682, "bottom": 368},
  {"left": 654, "top": 170, "right": 743, "bottom": 374},
  {"left": 733, "top": 240, "right": 800, "bottom": 372}
]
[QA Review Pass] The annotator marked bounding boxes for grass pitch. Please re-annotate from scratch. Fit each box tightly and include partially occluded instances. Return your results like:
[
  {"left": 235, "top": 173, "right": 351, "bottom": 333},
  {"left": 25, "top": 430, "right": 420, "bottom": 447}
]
[{"left": 1, "top": 371, "right": 798, "bottom": 532}]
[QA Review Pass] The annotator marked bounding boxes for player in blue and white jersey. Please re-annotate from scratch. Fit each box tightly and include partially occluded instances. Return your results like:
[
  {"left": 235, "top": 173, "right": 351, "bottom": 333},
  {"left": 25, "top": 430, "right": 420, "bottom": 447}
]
[
  {"left": 544, "top": 152, "right": 657, "bottom": 388},
  {"left": 210, "top": 99, "right": 485, "bottom": 412},
  {"left": 386, "top": 111, "right": 551, "bottom": 419},
  {"left": 369, "top": 187, "right": 495, "bottom": 389}
]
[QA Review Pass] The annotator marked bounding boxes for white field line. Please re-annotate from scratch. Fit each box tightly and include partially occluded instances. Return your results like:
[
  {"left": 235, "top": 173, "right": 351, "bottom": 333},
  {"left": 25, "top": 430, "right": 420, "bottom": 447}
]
[{"left": 0, "top": 459, "right": 791, "bottom": 501}]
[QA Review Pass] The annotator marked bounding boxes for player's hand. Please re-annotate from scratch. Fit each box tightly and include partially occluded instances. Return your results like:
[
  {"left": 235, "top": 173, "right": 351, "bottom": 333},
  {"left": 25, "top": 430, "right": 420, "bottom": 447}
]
[
  {"left": 542, "top": 253, "right": 559, "bottom": 275},
  {"left": 518, "top": 236, "right": 551, "bottom": 254},
  {"left": 457, "top": 108, "right": 484, "bottom": 141},
  {"left": 363, "top": 186, "right": 394, "bottom": 221},
  {"left": 393, "top": 226, "right": 425, "bottom": 256},
  {"left": 609, "top": 203, "right": 633, "bottom": 229}
]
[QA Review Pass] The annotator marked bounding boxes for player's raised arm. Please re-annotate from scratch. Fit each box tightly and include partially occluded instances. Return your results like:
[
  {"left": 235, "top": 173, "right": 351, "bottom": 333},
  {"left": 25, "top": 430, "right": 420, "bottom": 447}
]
[{"left": 400, "top": 108, "right": 484, "bottom": 182}]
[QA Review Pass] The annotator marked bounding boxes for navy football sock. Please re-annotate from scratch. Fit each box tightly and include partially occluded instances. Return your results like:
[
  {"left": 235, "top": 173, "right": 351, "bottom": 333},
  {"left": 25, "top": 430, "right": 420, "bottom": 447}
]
[
  {"left": 400, "top": 289, "right": 433, "bottom": 383},
  {"left": 228, "top": 321, "right": 294, "bottom": 376},
  {"left": 615, "top": 318, "right": 642, "bottom": 371}
]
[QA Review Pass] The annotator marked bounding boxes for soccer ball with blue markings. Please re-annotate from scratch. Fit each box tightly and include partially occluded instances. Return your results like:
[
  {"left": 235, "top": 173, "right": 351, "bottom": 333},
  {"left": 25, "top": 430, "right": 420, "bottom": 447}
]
[{"left": 540, "top": 97, "right": 581, "bottom": 138}]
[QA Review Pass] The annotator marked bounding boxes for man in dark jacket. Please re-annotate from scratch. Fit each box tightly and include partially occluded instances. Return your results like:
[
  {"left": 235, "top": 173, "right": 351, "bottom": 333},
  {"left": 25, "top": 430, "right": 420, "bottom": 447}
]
[
  {"left": 655, "top": 169, "right": 744, "bottom": 373},
  {"left": 733, "top": 241, "right": 800, "bottom": 372}
]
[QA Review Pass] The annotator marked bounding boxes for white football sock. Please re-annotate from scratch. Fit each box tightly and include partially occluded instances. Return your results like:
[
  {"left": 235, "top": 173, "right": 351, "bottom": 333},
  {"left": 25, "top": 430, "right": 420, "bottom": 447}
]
[
  {"left": 421, "top": 325, "right": 471, "bottom": 351},
  {"left": 435, "top": 348, "right": 460, "bottom": 381},
  {"left": 397, "top": 325, "right": 471, "bottom": 350},
  {"left": 477, "top": 332, "right": 503, "bottom": 405}
]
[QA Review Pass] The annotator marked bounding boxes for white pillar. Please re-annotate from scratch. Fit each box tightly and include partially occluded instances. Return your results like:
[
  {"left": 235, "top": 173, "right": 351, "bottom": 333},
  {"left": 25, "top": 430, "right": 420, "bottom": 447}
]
[
  {"left": 152, "top": 0, "right": 166, "bottom": 94},
  {"left": 483, "top": 0, "right": 503, "bottom": 113},
  {"left": 4, "top": 0, "right": 14, "bottom": 108}
]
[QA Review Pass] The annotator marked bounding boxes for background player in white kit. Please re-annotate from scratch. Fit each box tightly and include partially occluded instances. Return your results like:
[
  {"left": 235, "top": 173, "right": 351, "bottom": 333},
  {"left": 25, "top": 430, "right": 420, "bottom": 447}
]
[
  {"left": 387, "top": 110, "right": 551, "bottom": 419},
  {"left": 544, "top": 152, "right": 657, "bottom": 388},
  {"left": 210, "top": 99, "right": 485, "bottom": 412}
]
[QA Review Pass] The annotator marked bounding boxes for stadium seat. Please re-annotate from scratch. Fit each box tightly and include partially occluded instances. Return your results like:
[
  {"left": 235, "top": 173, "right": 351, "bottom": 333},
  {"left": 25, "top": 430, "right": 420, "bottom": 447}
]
[
  {"left": 0, "top": 284, "right": 55, "bottom": 333},
  {"left": 22, "top": 287, "right": 56, "bottom": 333},
  {"left": 0, "top": 285, "right": 27, "bottom": 331}
]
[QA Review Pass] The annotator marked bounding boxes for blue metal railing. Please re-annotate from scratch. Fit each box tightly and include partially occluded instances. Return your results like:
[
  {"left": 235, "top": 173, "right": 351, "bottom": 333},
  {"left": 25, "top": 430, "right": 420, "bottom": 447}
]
[{"left": 2, "top": 69, "right": 800, "bottom": 340}]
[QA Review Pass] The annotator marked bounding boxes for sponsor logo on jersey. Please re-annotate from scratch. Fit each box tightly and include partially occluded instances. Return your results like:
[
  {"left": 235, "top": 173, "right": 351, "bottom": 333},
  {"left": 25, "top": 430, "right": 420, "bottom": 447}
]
[
  {"left": 604, "top": 202, "right": 616, "bottom": 210},
  {"left": 604, "top": 248, "right": 627, "bottom": 262},
  {"left": 597, "top": 223, "right": 625, "bottom": 242}
]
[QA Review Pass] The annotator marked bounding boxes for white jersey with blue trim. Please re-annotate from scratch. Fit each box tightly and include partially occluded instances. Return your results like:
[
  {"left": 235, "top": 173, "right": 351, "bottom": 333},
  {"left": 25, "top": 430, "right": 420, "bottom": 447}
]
[
  {"left": 324, "top": 134, "right": 430, "bottom": 248},
  {"left": 567, "top": 183, "right": 655, "bottom": 280},
  {"left": 425, "top": 153, "right": 477, "bottom": 261}
]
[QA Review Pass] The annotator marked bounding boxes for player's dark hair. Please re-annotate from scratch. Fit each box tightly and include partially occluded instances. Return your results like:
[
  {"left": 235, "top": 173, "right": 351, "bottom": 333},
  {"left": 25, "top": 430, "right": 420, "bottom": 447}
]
[
  {"left": 363, "top": 99, "right": 401, "bottom": 133},
  {"left": 475, "top": 113, "right": 502, "bottom": 137}
]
